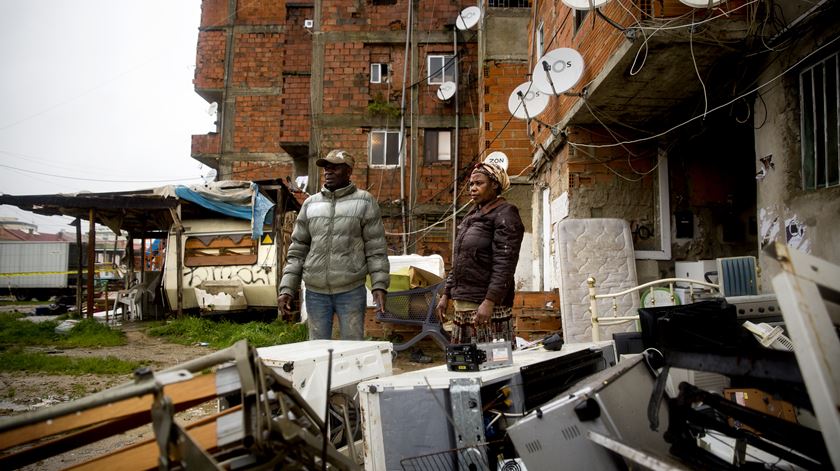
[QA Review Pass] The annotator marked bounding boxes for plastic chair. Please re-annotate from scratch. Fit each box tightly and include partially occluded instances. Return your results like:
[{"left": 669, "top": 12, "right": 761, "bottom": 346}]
[{"left": 376, "top": 282, "right": 449, "bottom": 352}]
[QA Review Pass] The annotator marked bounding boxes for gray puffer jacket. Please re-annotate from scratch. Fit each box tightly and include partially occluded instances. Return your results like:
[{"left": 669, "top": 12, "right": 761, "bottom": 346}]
[{"left": 279, "top": 183, "right": 390, "bottom": 295}]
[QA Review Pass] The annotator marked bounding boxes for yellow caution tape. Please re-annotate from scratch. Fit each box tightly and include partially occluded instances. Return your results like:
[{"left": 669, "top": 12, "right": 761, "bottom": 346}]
[{"left": 0, "top": 268, "right": 116, "bottom": 277}]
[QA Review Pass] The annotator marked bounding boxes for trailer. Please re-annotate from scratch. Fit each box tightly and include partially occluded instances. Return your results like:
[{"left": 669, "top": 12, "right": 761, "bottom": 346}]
[{"left": 0, "top": 241, "right": 86, "bottom": 301}]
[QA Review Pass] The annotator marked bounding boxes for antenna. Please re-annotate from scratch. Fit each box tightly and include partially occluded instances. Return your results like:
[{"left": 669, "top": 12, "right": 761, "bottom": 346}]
[
  {"left": 678, "top": 0, "right": 723, "bottom": 7},
  {"left": 507, "top": 82, "right": 549, "bottom": 120},
  {"left": 532, "top": 48, "right": 585, "bottom": 96},
  {"left": 455, "top": 6, "right": 481, "bottom": 31},
  {"left": 436, "top": 81, "right": 457, "bottom": 101},
  {"left": 561, "top": 0, "right": 611, "bottom": 9}
]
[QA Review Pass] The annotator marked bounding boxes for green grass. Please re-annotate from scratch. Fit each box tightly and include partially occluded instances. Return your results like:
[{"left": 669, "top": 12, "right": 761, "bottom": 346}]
[
  {"left": 0, "top": 313, "right": 126, "bottom": 348},
  {"left": 0, "top": 348, "right": 141, "bottom": 375},
  {"left": 147, "top": 316, "right": 308, "bottom": 349}
]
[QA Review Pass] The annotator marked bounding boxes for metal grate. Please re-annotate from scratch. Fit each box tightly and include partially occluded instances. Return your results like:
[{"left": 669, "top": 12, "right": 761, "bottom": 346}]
[
  {"left": 400, "top": 445, "right": 491, "bottom": 471},
  {"left": 488, "top": 0, "right": 529, "bottom": 8},
  {"left": 800, "top": 50, "right": 840, "bottom": 189}
]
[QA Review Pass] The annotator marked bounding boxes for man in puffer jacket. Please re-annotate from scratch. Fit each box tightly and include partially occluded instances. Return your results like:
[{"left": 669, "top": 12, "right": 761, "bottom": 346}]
[{"left": 278, "top": 149, "right": 390, "bottom": 340}]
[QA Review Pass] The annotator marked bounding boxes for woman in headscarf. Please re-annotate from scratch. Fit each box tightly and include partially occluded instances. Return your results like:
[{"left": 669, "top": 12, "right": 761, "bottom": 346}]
[{"left": 435, "top": 162, "right": 525, "bottom": 347}]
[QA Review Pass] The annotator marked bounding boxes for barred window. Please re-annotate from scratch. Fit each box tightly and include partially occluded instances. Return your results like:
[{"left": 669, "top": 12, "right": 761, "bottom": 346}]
[{"left": 800, "top": 50, "right": 839, "bottom": 189}]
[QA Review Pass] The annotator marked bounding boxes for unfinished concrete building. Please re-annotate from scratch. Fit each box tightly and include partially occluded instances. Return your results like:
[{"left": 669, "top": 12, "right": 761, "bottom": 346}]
[{"left": 521, "top": 0, "right": 839, "bottom": 293}]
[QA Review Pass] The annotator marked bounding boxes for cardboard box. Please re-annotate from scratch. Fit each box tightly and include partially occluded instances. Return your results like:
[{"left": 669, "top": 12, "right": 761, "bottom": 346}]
[{"left": 723, "top": 388, "right": 798, "bottom": 434}]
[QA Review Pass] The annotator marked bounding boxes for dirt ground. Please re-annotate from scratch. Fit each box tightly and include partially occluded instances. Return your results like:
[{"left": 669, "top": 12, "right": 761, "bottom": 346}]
[{"left": 0, "top": 318, "right": 445, "bottom": 470}]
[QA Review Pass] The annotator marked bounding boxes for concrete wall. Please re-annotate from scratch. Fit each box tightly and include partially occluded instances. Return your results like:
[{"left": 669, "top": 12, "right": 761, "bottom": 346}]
[{"left": 754, "top": 17, "right": 840, "bottom": 288}]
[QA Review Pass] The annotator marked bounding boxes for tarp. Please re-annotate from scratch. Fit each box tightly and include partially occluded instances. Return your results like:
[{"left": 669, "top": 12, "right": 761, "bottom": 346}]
[{"left": 167, "top": 181, "right": 275, "bottom": 238}]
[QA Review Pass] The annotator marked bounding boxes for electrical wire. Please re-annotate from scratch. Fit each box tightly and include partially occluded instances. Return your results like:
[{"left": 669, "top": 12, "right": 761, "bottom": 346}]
[
  {"left": 689, "top": 11, "right": 709, "bottom": 121},
  {"left": 0, "top": 162, "right": 203, "bottom": 184},
  {"left": 568, "top": 33, "right": 840, "bottom": 149}
]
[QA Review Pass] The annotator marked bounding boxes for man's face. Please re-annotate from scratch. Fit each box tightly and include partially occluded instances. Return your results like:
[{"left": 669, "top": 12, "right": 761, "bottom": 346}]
[{"left": 323, "top": 163, "right": 352, "bottom": 190}]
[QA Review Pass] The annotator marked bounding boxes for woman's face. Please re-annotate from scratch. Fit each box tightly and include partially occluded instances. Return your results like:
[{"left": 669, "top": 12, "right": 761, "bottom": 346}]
[{"left": 469, "top": 171, "right": 498, "bottom": 205}]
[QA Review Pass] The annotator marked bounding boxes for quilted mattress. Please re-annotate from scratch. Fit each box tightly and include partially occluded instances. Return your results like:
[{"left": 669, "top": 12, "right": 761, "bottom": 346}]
[{"left": 554, "top": 218, "right": 640, "bottom": 343}]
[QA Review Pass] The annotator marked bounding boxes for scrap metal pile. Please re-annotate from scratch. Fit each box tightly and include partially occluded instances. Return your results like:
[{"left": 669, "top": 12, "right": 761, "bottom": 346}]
[{"left": 0, "top": 340, "right": 359, "bottom": 470}]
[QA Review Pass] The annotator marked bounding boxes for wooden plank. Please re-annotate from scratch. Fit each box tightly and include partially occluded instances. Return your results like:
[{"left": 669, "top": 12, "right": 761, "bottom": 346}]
[
  {"left": 0, "top": 373, "right": 217, "bottom": 451},
  {"left": 66, "top": 407, "right": 239, "bottom": 471}
]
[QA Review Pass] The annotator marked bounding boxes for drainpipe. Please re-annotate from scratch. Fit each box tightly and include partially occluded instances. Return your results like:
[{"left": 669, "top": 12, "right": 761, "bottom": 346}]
[
  {"left": 452, "top": 29, "right": 459, "bottom": 262},
  {"left": 398, "top": 0, "right": 412, "bottom": 255}
]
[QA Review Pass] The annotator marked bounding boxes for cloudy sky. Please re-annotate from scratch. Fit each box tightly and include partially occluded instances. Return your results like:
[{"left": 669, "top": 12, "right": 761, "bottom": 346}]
[{"left": 0, "top": 1, "right": 216, "bottom": 233}]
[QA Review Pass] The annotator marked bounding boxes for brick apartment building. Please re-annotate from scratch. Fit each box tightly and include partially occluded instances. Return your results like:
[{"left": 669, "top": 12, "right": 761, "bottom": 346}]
[
  {"left": 190, "top": 0, "right": 537, "bottom": 286},
  {"left": 521, "top": 0, "right": 839, "bottom": 293}
]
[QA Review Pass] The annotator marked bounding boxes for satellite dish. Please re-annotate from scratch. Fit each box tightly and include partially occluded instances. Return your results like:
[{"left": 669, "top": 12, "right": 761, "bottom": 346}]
[
  {"left": 507, "top": 82, "right": 549, "bottom": 120},
  {"left": 436, "top": 81, "right": 457, "bottom": 101},
  {"left": 561, "top": 0, "right": 611, "bottom": 10},
  {"left": 678, "top": 0, "right": 723, "bottom": 6},
  {"left": 485, "top": 151, "right": 509, "bottom": 172},
  {"left": 455, "top": 6, "right": 481, "bottom": 31},
  {"left": 207, "top": 102, "right": 218, "bottom": 116},
  {"left": 532, "top": 48, "right": 585, "bottom": 96}
]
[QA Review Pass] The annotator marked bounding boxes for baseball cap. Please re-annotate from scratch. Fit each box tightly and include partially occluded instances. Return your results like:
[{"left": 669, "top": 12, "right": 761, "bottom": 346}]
[{"left": 316, "top": 149, "right": 355, "bottom": 168}]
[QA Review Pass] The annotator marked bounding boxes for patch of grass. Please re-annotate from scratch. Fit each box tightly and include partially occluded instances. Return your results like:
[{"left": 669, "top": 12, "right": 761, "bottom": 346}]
[
  {"left": 0, "top": 350, "right": 141, "bottom": 375},
  {"left": 147, "top": 316, "right": 308, "bottom": 349},
  {"left": 0, "top": 314, "right": 126, "bottom": 348}
]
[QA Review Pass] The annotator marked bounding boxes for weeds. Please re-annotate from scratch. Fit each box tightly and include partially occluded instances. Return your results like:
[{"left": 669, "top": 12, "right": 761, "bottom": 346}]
[
  {"left": 0, "top": 314, "right": 125, "bottom": 348},
  {"left": 147, "top": 316, "right": 308, "bottom": 349},
  {"left": 0, "top": 350, "right": 141, "bottom": 375}
]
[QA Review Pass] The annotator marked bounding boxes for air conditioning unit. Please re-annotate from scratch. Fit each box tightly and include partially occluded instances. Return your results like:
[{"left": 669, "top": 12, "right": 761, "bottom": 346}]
[{"left": 304, "top": 19, "right": 314, "bottom": 28}]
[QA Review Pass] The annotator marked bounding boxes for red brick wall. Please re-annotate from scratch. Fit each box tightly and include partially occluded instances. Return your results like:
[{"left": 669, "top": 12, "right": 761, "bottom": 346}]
[
  {"left": 200, "top": 0, "right": 228, "bottom": 27},
  {"left": 194, "top": 30, "right": 226, "bottom": 89},
  {"left": 231, "top": 161, "right": 296, "bottom": 181},
  {"left": 231, "top": 32, "right": 284, "bottom": 87},
  {"left": 481, "top": 61, "right": 532, "bottom": 175},
  {"left": 281, "top": 76, "right": 311, "bottom": 143},
  {"left": 192, "top": 133, "right": 221, "bottom": 155},
  {"left": 233, "top": 95, "right": 282, "bottom": 152},
  {"left": 236, "top": 0, "right": 285, "bottom": 25}
]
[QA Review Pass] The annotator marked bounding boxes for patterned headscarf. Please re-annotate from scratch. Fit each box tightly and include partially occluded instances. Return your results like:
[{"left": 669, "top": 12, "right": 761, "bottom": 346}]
[{"left": 472, "top": 162, "right": 510, "bottom": 195}]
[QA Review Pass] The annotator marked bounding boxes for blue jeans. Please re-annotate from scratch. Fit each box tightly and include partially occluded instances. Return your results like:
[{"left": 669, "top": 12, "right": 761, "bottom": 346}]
[{"left": 305, "top": 285, "right": 367, "bottom": 340}]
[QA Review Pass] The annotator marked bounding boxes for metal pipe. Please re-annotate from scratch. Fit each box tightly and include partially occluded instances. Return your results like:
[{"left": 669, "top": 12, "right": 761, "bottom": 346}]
[
  {"left": 452, "top": 29, "right": 459, "bottom": 262},
  {"left": 398, "top": 0, "right": 412, "bottom": 255}
]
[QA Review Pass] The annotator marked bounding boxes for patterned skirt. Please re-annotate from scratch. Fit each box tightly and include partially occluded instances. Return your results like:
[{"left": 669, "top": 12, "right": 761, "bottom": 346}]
[{"left": 450, "top": 305, "right": 515, "bottom": 347}]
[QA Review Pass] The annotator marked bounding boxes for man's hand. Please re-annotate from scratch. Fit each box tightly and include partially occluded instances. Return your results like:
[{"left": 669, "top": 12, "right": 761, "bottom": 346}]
[
  {"left": 435, "top": 294, "right": 449, "bottom": 322},
  {"left": 277, "top": 293, "right": 293, "bottom": 319},
  {"left": 372, "top": 289, "right": 386, "bottom": 314}
]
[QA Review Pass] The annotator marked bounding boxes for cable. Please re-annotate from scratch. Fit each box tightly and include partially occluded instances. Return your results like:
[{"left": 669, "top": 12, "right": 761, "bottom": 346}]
[
  {"left": 689, "top": 12, "right": 709, "bottom": 120},
  {"left": 0, "top": 162, "right": 203, "bottom": 184},
  {"left": 568, "top": 33, "right": 840, "bottom": 149}
]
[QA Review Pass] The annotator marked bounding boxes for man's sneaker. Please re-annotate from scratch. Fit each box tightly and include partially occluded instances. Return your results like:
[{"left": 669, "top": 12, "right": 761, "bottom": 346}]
[{"left": 410, "top": 348, "right": 432, "bottom": 364}]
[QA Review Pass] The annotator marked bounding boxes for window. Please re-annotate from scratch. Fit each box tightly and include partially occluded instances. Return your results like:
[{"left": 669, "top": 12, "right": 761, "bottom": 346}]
[
  {"left": 371, "top": 63, "right": 389, "bottom": 83},
  {"left": 428, "top": 55, "right": 456, "bottom": 84},
  {"left": 536, "top": 22, "right": 545, "bottom": 61},
  {"left": 800, "top": 50, "right": 840, "bottom": 189},
  {"left": 425, "top": 129, "right": 452, "bottom": 163},
  {"left": 574, "top": 10, "right": 588, "bottom": 33},
  {"left": 184, "top": 234, "right": 258, "bottom": 267},
  {"left": 370, "top": 130, "right": 401, "bottom": 166}
]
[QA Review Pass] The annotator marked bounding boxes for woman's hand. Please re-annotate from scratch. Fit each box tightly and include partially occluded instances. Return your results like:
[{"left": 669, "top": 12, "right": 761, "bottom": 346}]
[
  {"left": 476, "top": 299, "right": 495, "bottom": 325},
  {"left": 435, "top": 294, "right": 449, "bottom": 322}
]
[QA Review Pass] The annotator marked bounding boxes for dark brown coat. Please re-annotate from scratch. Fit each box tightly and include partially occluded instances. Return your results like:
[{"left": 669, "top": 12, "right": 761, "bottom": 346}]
[{"left": 444, "top": 199, "right": 525, "bottom": 307}]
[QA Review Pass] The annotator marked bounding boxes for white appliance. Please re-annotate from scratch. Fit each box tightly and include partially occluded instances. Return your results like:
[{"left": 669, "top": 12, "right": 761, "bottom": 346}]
[
  {"left": 257, "top": 340, "right": 393, "bottom": 421},
  {"left": 357, "top": 341, "right": 616, "bottom": 471}
]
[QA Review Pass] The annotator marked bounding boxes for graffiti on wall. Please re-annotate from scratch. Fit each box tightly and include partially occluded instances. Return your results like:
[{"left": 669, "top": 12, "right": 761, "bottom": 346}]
[{"left": 184, "top": 265, "right": 272, "bottom": 287}]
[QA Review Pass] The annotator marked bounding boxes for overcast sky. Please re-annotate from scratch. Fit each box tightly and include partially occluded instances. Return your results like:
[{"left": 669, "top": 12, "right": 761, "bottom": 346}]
[{"left": 0, "top": 0, "right": 215, "bottom": 233}]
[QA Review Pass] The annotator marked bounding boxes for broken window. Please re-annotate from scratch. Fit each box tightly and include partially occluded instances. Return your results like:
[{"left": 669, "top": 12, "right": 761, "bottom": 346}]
[
  {"left": 800, "top": 50, "right": 840, "bottom": 189},
  {"left": 184, "top": 234, "right": 258, "bottom": 267},
  {"left": 371, "top": 63, "right": 389, "bottom": 83},
  {"left": 370, "top": 130, "right": 401, "bottom": 166},
  {"left": 424, "top": 129, "right": 452, "bottom": 163},
  {"left": 427, "top": 55, "right": 455, "bottom": 85}
]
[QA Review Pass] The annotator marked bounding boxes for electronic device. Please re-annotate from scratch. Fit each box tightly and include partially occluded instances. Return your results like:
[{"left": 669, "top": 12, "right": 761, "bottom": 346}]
[
  {"left": 520, "top": 346, "right": 613, "bottom": 410},
  {"left": 446, "top": 341, "right": 513, "bottom": 372}
]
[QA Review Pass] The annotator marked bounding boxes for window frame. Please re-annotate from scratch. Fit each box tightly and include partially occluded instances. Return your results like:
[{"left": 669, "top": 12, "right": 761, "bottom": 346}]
[
  {"left": 369, "top": 129, "right": 402, "bottom": 167},
  {"left": 536, "top": 21, "right": 545, "bottom": 61},
  {"left": 424, "top": 129, "right": 453, "bottom": 163},
  {"left": 427, "top": 54, "right": 456, "bottom": 85},
  {"left": 799, "top": 50, "right": 840, "bottom": 190},
  {"left": 370, "top": 63, "right": 389, "bottom": 84}
]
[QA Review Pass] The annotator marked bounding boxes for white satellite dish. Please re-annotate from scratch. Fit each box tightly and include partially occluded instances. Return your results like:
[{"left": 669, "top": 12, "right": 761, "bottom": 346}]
[
  {"left": 207, "top": 102, "right": 218, "bottom": 116},
  {"left": 532, "top": 48, "right": 585, "bottom": 96},
  {"left": 485, "top": 151, "right": 509, "bottom": 172},
  {"left": 436, "top": 81, "right": 457, "bottom": 101},
  {"left": 678, "top": 0, "right": 723, "bottom": 7},
  {"left": 455, "top": 6, "right": 481, "bottom": 31},
  {"left": 507, "top": 82, "right": 549, "bottom": 120},
  {"left": 561, "top": 0, "right": 611, "bottom": 10}
]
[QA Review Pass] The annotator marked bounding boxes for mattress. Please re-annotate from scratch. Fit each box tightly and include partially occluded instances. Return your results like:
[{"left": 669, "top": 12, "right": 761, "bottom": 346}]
[{"left": 554, "top": 218, "right": 640, "bottom": 343}]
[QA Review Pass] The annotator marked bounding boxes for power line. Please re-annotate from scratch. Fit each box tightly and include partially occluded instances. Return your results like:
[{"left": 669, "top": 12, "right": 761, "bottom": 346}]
[{"left": 0, "top": 162, "right": 203, "bottom": 184}]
